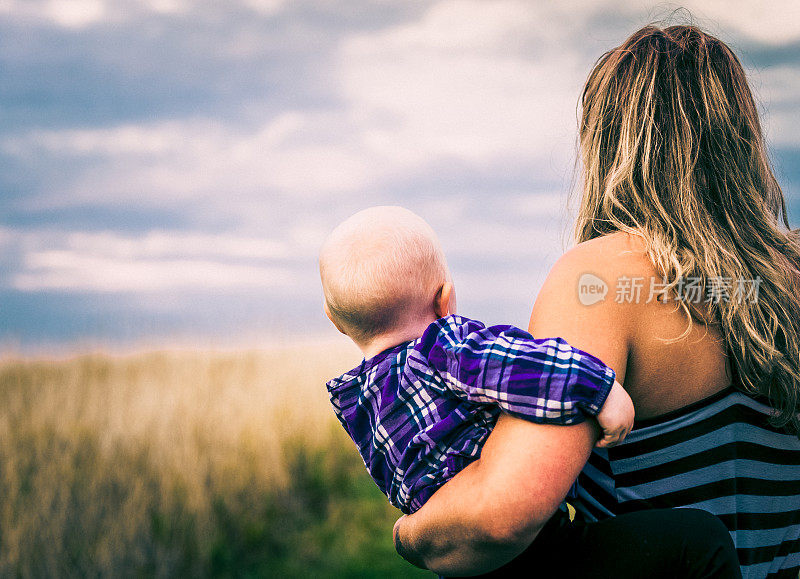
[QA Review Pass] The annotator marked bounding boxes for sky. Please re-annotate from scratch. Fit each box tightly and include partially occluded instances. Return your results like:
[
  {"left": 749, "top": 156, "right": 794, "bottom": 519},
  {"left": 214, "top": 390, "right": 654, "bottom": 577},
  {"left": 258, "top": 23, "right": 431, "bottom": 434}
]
[{"left": 1, "top": 0, "right": 799, "bottom": 353}]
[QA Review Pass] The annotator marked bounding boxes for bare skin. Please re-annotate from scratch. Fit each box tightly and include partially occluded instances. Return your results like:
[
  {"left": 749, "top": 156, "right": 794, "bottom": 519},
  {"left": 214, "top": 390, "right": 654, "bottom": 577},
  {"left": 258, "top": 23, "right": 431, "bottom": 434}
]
[
  {"left": 532, "top": 232, "right": 730, "bottom": 419},
  {"left": 393, "top": 231, "right": 732, "bottom": 575}
]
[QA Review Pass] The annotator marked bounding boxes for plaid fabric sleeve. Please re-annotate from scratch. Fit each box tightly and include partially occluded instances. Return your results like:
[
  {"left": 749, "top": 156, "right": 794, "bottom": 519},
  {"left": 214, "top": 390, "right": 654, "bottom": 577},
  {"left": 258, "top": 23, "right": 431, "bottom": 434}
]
[{"left": 416, "top": 316, "right": 616, "bottom": 424}]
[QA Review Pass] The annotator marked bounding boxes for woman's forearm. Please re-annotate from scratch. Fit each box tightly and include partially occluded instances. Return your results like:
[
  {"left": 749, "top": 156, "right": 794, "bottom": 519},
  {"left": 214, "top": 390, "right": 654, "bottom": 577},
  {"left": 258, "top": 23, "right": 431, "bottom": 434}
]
[
  {"left": 392, "top": 464, "right": 542, "bottom": 575},
  {"left": 392, "top": 418, "right": 596, "bottom": 575},
  {"left": 394, "top": 506, "right": 538, "bottom": 576}
]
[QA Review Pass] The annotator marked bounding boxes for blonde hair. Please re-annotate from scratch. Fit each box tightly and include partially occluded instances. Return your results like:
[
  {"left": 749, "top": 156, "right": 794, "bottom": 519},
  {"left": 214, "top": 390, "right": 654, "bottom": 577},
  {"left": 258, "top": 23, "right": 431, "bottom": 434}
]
[
  {"left": 319, "top": 206, "right": 449, "bottom": 345},
  {"left": 576, "top": 25, "right": 800, "bottom": 433}
]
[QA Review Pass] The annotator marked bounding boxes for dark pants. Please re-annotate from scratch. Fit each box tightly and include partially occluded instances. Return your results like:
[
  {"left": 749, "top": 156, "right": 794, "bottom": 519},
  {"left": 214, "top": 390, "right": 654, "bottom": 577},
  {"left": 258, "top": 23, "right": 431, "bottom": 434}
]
[{"left": 451, "top": 507, "right": 742, "bottom": 578}]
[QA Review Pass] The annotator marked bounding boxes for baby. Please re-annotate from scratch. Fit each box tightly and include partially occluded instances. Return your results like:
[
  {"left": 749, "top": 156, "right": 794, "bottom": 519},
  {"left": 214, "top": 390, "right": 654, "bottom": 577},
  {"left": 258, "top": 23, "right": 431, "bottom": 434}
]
[{"left": 319, "top": 205, "right": 633, "bottom": 514}]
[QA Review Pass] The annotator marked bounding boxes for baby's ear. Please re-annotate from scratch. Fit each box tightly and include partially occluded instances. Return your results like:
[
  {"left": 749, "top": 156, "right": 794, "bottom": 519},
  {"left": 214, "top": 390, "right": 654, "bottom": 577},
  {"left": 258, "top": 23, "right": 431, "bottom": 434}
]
[
  {"left": 433, "top": 282, "right": 454, "bottom": 318},
  {"left": 323, "top": 301, "right": 347, "bottom": 335}
]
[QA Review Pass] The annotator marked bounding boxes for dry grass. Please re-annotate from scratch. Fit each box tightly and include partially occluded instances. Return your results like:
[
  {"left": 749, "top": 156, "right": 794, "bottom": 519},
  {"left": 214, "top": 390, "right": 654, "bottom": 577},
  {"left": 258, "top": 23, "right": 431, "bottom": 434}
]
[{"left": 0, "top": 340, "right": 429, "bottom": 577}]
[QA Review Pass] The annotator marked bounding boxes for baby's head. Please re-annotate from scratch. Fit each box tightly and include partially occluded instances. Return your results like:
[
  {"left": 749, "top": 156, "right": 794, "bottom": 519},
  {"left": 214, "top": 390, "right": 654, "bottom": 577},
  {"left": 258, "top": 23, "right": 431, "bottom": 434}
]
[{"left": 319, "top": 206, "right": 455, "bottom": 354}]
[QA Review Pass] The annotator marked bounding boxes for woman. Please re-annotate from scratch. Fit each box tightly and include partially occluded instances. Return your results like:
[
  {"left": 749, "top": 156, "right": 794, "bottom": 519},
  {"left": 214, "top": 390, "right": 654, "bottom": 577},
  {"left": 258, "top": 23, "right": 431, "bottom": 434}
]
[{"left": 393, "top": 25, "right": 800, "bottom": 579}]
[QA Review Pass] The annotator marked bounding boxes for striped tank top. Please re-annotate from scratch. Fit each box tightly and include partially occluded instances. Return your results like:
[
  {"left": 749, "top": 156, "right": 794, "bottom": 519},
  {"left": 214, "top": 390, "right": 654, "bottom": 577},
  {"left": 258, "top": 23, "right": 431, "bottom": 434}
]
[{"left": 572, "top": 387, "right": 800, "bottom": 579}]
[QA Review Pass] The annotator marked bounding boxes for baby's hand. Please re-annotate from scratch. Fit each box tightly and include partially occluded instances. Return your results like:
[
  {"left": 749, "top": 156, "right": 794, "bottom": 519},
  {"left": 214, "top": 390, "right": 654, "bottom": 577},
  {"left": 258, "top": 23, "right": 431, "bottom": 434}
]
[{"left": 596, "top": 380, "right": 634, "bottom": 448}]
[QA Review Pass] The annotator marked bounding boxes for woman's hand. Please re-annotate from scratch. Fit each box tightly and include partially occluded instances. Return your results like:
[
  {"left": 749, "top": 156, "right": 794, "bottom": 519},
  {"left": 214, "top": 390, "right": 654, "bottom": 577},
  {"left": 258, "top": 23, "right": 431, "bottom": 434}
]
[{"left": 392, "top": 415, "right": 598, "bottom": 575}]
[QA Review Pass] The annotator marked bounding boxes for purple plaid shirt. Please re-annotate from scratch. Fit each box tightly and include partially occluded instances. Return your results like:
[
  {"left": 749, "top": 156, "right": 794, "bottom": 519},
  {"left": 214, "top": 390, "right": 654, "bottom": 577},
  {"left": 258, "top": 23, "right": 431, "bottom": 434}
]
[{"left": 326, "top": 315, "right": 616, "bottom": 514}]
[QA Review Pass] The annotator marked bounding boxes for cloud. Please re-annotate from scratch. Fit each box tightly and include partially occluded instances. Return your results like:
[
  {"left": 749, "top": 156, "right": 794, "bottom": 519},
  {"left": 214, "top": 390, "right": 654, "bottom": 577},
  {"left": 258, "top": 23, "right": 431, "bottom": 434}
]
[
  {"left": 3, "top": 122, "right": 211, "bottom": 157},
  {"left": 337, "top": 0, "right": 587, "bottom": 173},
  {"left": 6, "top": 229, "right": 296, "bottom": 293},
  {"left": 0, "top": 0, "right": 109, "bottom": 29},
  {"left": 679, "top": 0, "right": 800, "bottom": 45},
  {"left": 2, "top": 0, "right": 593, "bottom": 214},
  {"left": 0, "top": 0, "right": 289, "bottom": 29},
  {"left": 442, "top": 219, "right": 560, "bottom": 261},
  {"left": 239, "top": 0, "right": 285, "bottom": 16},
  {"left": 754, "top": 65, "right": 800, "bottom": 147},
  {"left": 64, "top": 230, "right": 289, "bottom": 260},
  {"left": 14, "top": 252, "right": 293, "bottom": 292},
  {"left": 3, "top": 113, "right": 377, "bottom": 207}
]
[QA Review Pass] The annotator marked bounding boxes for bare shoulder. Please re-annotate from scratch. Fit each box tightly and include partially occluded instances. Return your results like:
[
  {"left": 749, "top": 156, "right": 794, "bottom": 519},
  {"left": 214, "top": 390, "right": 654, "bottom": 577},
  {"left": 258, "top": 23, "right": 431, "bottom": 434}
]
[
  {"left": 534, "top": 231, "right": 731, "bottom": 417},
  {"left": 534, "top": 231, "right": 657, "bottom": 325},
  {"left": 528, "top": 232, "right": 655, "bottom": 383},
  {"left": 550, "top": 231, "right": 657, "bottom": 283}
]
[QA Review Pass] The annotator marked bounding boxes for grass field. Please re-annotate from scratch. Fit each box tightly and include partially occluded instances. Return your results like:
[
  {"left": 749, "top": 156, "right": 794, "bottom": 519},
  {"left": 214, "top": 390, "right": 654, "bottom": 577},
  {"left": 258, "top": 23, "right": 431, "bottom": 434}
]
[{"left": 0, "top": 340, "right": 431, "bottom": 577}]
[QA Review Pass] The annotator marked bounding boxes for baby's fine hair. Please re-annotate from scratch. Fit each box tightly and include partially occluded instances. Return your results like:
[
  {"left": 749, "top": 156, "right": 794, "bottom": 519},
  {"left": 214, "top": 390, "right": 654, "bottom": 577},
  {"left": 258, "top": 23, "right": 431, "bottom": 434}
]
[{"left": 319, "top": 206, "right": 449, "bottom": 344}]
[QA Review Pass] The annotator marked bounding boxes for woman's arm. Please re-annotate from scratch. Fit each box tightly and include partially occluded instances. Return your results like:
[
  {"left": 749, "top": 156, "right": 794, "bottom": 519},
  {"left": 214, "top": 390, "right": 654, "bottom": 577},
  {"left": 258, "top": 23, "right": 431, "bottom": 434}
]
[
  {"left": 394, "top": 416, "right": 598, "bottom": 575},
  {"left": 394, "top": 234, "right": 638, "bottom": 575}
]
